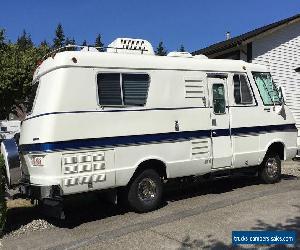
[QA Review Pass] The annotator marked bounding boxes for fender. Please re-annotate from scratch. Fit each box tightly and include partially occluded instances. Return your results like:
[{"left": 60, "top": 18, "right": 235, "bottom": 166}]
[
  {"left": 0, "top": 138, "right": 21, "bottom": 187},
  {"left": 262, "top": 139, "right": 286, "bottom": 161}
]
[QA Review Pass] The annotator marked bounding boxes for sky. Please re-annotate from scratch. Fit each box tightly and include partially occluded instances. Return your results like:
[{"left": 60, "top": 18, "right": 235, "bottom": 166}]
[{"left": 0, "top": 0, "right": 299, "bottom": 52}]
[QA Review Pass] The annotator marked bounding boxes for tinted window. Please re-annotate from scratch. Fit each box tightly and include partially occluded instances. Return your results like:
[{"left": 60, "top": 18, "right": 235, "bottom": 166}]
[
  {"left": 253, "top": 72, "right": 281, "bottom": 105},
  {"left": 97, "top": 73, "right": 149, "bottom": 106},
  {"left": 233, "top": 74, "right": 253, "bottom": 104},
  {"left": 26, "top": 81, "right": 39, "bottom": 114},
  {"left": 98, "top": 74, "right": 122, "bottom": 106},
  {"left": 212, "top": 84, "right": 226, "bottom": 114},
  {"left": 123, "top": 74, "right": 149, "bottom": 106}
]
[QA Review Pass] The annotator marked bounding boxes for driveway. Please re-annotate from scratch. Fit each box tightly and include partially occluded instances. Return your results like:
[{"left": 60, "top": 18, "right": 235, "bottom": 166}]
[{"left": 1, "top": 161, "right": 300, "bottom": 249}]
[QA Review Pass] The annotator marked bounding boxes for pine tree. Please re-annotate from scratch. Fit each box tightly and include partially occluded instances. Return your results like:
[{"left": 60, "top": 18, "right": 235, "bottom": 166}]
[
  {"left": 17, "top": 30, "right": 33, "bottom": 51},
  {"left": 0, "top": 29, "right": 5, "bottom": 47},
  {"left": 155, "top": 41, "right": 167, "bottom": 56},
  {"left": 95, "top": 34, "right": 104, "bottom": 51},
  {"left": 179, "top": 44, "right": 185, "bottom": 52},
  {"left": 82, "top": 40, "right": 87, "bottom": 46},
  {"left": 65, "top": 37, "right": 76, "bottom": 50},
  {"left": 40, "top": 40, "right": 48, "bottom": 47},
  {"left": 53, "top": 23, "right": 65, "bottom": 49}
]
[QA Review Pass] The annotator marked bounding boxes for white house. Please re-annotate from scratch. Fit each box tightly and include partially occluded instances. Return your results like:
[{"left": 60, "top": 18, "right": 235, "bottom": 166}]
[{"left": 193, "top": 14, "right": 300, "bottom": 145}]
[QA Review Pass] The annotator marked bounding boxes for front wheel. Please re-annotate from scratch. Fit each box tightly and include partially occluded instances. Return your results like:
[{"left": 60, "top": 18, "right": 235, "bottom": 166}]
[
  {"left": 259, "top": 154, "right": 281, "bottom": 184},
  {"left": 127, "top": 169, "right": 162, "bottom": 213}
]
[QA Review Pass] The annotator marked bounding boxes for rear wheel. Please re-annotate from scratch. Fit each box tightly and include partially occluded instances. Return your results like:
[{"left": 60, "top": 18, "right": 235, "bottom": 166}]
[
  {"left": 259, "top": 154, "right": 281, "bottom": 184},
  {"left": 127, "top": 169, "right": 162, "bottom": 213}
]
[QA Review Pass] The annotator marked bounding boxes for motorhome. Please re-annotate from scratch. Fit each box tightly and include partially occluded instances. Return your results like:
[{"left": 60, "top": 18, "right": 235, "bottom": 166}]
[{"left": 1, "top": 38, "right": 298, "bottom": 215}]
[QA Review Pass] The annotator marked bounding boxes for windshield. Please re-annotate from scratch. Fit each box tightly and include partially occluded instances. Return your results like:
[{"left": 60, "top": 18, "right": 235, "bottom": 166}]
[{"left": 252, "top": 72, "right": 281, "bottom": 105}]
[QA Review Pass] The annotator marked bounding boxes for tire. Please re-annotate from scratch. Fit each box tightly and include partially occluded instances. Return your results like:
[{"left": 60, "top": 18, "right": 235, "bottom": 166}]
[
  {"left": 127, "top": 169, "right": 162, "bottom": 213},
  {"left": 259, "top": 154, "right": 281, "bottom": 184}
]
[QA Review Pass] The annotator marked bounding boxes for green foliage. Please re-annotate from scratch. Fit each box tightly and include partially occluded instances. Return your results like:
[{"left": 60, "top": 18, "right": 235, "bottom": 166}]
[
  {"left": 0, "top": 29, "right": 50, "bottom": 119},
  {"left": 17, "top": 30, "right": 33, "bottom": 51},
  {"left": 155, "top": 41, "right": 167, "bottom": 56},
  {"left": 53, "top": 23, "right": 65, "bottom": 49},
  {"left": 95, "top": 34, "right": 104, "bottom": 51},
  {"left": 0, "top": 154, "right": 7, "bottom": 236}
]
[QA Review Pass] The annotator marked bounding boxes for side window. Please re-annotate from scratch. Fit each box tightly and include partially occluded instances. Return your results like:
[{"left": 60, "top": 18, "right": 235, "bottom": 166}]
[
  {"left": 233, "top": 74, "right": 253, "bottom": 104},
  {"left": 97, "top": 73, "right": 149, "bottom": 106},
  {"left": 252, "top": 72, "right": 281, "bottom": 106},
  {"left": 212, "top": 84, "right": 226, "bottom": 114},
  {"left": 123, "top": 74, "right": 149, "bottom": 106},
  {"left": 98, "top": 73, "right": 122, "bottom": 106}
]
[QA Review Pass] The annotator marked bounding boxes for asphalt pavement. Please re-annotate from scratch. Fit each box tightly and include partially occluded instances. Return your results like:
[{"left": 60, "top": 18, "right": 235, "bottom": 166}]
[{"left": 1, "top": 161, "right": 300, "bottom": 250}]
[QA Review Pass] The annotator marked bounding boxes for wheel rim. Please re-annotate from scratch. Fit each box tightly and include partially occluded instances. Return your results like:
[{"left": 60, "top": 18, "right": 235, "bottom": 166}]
[
  {"left": 266, "top": 158, "right": 279, "bottom": 178},
  {"left": 137, "top": 178, "right": 157, "bottom": 202}
]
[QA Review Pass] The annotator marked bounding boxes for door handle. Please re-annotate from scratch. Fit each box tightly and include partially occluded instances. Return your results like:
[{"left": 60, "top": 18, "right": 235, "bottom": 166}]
[{"left": 212, "top": 131, "right": 217, "bottom": 136}]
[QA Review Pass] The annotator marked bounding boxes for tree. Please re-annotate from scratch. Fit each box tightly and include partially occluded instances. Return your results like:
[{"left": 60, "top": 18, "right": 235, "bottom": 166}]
[
  {"left": 179, "top": 44, "right": 185, "bottom": 52},
  {"left": 53, "top": 23, "right": 65, "bottom": 49},
  {"left": 65, "top": 37, "right": 76, "bottom": 51},
  {"left": 95, "top": 34, "right": 104, "bottom": 51},
  {"left": 82, "top": 40, "right": 87, "bottom": 46},
  {"left": 0, "top": 29, "right": 5, "bottom": 47},
  {"left": 16, "top": 30, "right": 33, "bottom": 51},
  {"left": 155, "top": 41, "right": 167, "bottom": 56}
]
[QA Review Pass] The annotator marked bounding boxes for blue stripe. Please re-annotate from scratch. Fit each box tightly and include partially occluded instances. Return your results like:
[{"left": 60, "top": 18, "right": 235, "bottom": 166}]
[
  {"left": 19, "top": 130, "right": 211, "bottom": 152},
  {"left": 19, "top": 124, "right": 297, "bottom": 153}
]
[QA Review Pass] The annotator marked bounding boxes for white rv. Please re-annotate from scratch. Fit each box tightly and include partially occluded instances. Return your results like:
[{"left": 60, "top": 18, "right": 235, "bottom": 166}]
[{"left": 2, "top": 38, "right": 298, "bottom": 214}]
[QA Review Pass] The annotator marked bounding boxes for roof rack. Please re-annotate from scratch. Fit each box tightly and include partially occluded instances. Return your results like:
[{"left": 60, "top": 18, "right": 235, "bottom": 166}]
[{"left": 41, "top": 43, "right": 150, "bottom": 61}]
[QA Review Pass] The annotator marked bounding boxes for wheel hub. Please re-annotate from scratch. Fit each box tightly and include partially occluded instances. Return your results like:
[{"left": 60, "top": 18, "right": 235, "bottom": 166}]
[
  {"left": 266, "top": 158, "right": 279, "bottom": 178},
  {"left": 137, "top": 178, "right": 157, "bottom": 202}
]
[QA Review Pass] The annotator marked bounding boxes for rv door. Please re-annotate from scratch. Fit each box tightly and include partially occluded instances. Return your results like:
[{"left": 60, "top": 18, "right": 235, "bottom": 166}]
[{"left": 207, "top": 76, "right": 232, "bottom": 169}]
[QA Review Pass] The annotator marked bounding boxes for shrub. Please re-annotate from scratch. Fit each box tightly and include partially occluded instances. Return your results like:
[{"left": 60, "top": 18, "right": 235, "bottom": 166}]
[{"left": 0, "top": 154, "right": 7, "bottom": 236}]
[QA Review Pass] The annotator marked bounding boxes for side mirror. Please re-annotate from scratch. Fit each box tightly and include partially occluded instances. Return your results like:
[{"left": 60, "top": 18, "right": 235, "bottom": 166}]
[{"left": 278, "top": 86, "right": 286, "bottom": 104}]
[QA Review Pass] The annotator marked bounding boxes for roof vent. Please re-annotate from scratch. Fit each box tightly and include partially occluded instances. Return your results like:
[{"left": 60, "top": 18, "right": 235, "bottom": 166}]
[
  {"left": 167, "top": 51, "right": 193, "bottom": 58},
  {"left": 107, "top": 38, "right": 154, "bottom": 55},
  {"left": 193, "top": 54, "right": 208, "bottom": 59},
  {"left": 80, "top": 47, "right": 99, "bottom": 52}
]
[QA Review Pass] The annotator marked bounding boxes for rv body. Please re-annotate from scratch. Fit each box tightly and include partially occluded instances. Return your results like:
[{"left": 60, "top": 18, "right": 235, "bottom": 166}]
[{"left": 9, "top": 39, "right": 297, "bottom": 211}]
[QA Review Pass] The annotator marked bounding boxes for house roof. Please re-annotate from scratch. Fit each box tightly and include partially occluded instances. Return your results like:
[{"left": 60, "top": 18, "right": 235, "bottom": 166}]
[{"left": 193, "top": 14, "right": 300, "bottom": 56}]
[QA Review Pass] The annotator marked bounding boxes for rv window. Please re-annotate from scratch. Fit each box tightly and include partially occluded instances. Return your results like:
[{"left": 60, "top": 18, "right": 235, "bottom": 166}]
[
  {"left": 212, "top": 84, "right": 226, "bottom": 114},
  {"left": 123, "top": 74, "right": 149, "bottom": 106},
  {"left": 98, "top": 73, "right": 123, "bottom": 106},
  {"left": 26, "top": 81, "right": 39, "bottom": 114},
  {"left": 252, "top": 72, "right": 281, "bottom": 106},
  {"left": 97, "top": 73, "right": 149, "bottom": 106},
  {"left": 233, "top": 74, "right": 253, "bottom": 104}
]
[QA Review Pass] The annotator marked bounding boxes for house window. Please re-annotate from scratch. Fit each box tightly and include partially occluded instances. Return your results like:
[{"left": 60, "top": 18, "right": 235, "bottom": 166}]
[
  {"left": 97, "top": 73, "right": 149, "bottom": 106},
  {"left": 252, "top": 72, "right": 281, "bottom": 106},
  {"left": 233, "top": 74, "right": 253, "bottom": 104}
]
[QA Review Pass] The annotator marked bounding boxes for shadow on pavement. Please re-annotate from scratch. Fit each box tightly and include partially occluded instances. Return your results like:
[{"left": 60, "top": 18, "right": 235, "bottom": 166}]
[
  {"left": 3, "top": 173, "right": 299, "bottom": 235},
  {"left": 178, "top": 205, "right": 300, "bottom": 249}
]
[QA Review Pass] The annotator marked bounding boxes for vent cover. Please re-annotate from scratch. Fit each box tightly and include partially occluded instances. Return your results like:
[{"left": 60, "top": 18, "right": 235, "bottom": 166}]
[
  {"left": 107, "top": 38, "right": 154, "bottom": 55},
  {"left": 191, "top": 139, "right": 209, "bottom": 159},
  {"left": 185, "top": 78, "right": 205, "bottom": 99}
]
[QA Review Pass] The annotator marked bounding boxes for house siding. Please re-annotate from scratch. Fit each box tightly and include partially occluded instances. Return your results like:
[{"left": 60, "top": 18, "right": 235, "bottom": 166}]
[{"left": 252, "top": 21, "right": 300, "bottom": 136}]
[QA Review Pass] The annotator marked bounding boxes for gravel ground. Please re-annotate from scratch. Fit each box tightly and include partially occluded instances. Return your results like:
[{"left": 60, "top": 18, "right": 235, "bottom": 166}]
[{"left": 1, "top": 160, "right": 299, "bottom": 241}]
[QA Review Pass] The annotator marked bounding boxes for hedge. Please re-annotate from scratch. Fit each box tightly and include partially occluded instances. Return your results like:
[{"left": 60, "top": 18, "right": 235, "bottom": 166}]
[{"left": 0, "top": 154, "right": 7, "bottom": 236}]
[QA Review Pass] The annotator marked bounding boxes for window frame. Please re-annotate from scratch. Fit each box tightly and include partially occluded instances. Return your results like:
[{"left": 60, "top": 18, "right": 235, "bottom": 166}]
[
  {"left": 232, "top": 73, "right": 254, "bottom": 106},
  {"left": 96, "top": 71, "right": 150, "bottom": 108},
  {"left": 252, "top": 71, "right": 282, "bottom": 106}
]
